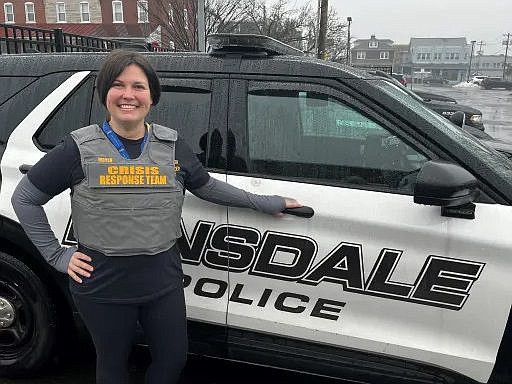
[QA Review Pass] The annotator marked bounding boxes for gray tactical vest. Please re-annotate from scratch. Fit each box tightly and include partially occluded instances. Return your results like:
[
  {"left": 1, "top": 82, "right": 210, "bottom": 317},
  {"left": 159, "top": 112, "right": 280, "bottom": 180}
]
[{"left": 70, "top": 124, "right": 184, "bottom": 256}]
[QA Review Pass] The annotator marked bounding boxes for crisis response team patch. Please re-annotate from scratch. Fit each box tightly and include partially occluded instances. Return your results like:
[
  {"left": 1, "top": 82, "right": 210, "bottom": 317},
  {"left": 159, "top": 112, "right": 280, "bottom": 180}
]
[{"left": 88, "top": 163, "right": 174, "bottom": 187}]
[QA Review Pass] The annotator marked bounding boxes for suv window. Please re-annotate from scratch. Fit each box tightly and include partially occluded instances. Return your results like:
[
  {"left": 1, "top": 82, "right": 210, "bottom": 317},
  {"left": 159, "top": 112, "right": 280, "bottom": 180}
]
[
  {"left": 35, "top": 77, "right": 95, "bottom": 149},
  {"left": 244, "top": 87, "right": 428, "bottom": 193},
  {"left": 90, "top": 79, "right": 212, "bottom": 166},
  {"left": 0, "top": 76, "right": 37, "bottom": 105},
  {"left": 0, "top": 72, "right": 72, "bottom": 146}
]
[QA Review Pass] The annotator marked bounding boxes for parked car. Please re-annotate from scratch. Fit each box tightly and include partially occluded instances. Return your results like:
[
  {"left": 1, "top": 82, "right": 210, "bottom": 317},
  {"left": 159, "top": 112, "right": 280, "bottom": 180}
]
[
  {"left": 1, "top": 34, "right": 512, "bottom": 384},
  {"left": 413, "top": 90, "right": 457, "bottom": 103},
  {"left": 370, "top": 71, "right": 484, "bottom": 130},
  {"left": 422, "top": 77, "right": 449, "bottom": 85},
  {"left": 481, "top": 77, "right": 512, "bottom": 90},
  {"left": 471, "top": 75, "right": 488, "bottom": 85},
  {"left": 391, "top": 72, "right": 407, "bottom": 87},
  {"left": 449, "top": 111, "right": 512, "bottom": 160}
]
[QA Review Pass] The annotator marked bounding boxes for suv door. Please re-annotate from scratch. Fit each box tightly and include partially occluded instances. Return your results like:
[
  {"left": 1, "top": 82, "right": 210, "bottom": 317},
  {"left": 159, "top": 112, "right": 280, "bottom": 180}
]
[{"left": 223, "top": 78, "right": 512, "bottom": 383}]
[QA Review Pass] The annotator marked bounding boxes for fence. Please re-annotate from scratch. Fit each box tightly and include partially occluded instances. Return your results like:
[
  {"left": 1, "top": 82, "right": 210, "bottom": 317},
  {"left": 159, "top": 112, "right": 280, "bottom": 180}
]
[{"left": 0, "top": 23, "right": 170, "bottom": 54}]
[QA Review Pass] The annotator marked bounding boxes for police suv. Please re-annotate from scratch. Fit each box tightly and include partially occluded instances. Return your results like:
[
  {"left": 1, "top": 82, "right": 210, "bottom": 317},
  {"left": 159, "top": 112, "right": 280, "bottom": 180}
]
[{"left": 0, "top": 35, "right": 511, "bottom": 384}]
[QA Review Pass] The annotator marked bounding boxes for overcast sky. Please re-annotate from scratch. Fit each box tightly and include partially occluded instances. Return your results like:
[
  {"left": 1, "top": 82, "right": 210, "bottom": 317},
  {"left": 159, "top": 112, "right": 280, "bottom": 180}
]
[{"left": 291, "top": 0, "right": 511, "bottom": 54}]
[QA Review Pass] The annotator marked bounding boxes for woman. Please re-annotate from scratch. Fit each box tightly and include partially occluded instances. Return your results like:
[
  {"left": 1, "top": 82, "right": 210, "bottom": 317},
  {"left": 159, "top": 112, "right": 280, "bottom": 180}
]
[{"left": 11, "top": 50, "right": 300, "bottom": 384}]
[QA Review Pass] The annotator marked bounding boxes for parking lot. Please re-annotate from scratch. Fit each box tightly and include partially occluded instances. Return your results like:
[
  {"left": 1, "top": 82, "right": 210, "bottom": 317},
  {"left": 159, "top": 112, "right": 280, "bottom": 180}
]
[{"left": 410, "top": 83, "right": 512, "bottom": 141}]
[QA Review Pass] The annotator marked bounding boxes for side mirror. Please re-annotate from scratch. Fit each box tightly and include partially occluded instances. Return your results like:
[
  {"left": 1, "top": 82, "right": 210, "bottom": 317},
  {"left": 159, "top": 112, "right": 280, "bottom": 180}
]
[
  {"left": 449, "top": 111, "right": 465, "bottom": 127},
  {"left": 414, "top": 160, "right": 479, "bottom": 219}
]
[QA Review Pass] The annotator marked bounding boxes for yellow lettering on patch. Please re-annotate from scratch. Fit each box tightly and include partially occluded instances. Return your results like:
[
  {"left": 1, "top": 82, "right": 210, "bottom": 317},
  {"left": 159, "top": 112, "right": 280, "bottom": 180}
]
[
  {"left": 150, "top": 166, "right": 160, "bottom": 175},
  {"left": 98, "top": 157, "right": 113, "bottom": 163},
  {"left": 107, "top": 166, "right": 118, "bottom": 175}
]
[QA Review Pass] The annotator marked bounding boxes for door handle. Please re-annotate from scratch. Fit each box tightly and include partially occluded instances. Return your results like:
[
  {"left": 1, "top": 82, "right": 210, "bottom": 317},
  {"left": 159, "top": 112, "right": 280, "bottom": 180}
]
[
  {"left": 19, "top": 164, "right": 33, "bottom": 174},
  {"left": 282, "top": 206, "right": 314, "bottom": 218}
]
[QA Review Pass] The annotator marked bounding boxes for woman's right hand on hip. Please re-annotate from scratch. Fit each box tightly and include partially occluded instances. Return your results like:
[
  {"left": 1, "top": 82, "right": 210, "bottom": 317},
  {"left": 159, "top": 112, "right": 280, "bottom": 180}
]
[{"left": 68, "top": 252, "right": 94, "bottom": 283}]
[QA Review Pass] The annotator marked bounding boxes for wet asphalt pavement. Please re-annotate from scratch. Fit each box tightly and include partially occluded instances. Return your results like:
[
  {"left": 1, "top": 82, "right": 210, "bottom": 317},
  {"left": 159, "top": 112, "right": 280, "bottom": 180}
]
[
  {"left": 410, "top": 83, "right": 512, "bottom": 141},
  {"left": 3, "top": 83, "right": 511, "bottom": 384},
  {"left": 1, "top": 343, "right": 348, "bottom": 384}
]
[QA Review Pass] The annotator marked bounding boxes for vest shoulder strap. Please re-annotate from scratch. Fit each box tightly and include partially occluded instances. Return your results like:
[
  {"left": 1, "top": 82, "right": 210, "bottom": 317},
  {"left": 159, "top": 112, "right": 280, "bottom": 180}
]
[
  {"left": 152, "top": 124, "right": 178, "bottom": 142},
  {"left": 70, "top": 124, "right": 103, "bottom": 145}
]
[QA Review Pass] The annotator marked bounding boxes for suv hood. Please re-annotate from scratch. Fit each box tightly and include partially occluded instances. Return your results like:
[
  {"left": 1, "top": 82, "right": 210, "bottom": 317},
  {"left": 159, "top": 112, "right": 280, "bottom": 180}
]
[{"left": 426, "top": 101, "right": 482, "bottom": 115}]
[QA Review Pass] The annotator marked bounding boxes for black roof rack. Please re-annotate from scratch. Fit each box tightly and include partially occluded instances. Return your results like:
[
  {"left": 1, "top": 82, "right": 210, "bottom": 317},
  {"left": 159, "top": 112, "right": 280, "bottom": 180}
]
[{"left": 206, "top": 34, "right": 304, "bottom": 57}]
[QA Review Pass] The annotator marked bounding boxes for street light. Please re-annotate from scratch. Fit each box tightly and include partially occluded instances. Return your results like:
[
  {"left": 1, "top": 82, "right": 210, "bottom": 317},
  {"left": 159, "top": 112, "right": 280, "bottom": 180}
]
[
  {"left": 346, "top": 16, "right": 352, "bottom": 65},
  {"left": 467, "top": 40, "right": 476, "bottom": 82}
]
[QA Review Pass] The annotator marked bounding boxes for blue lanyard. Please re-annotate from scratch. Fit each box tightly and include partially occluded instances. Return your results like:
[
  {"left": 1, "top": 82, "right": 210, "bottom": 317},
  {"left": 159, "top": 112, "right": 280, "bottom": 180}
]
[{"left": 101, "top": 121, "right": 148, "bottom": 159}]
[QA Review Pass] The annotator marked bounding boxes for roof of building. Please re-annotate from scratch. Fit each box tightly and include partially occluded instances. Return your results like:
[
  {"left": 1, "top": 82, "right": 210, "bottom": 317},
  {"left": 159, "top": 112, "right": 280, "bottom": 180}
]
[{"left": 409, "top": 37, "right": 468, "bottom": 46}]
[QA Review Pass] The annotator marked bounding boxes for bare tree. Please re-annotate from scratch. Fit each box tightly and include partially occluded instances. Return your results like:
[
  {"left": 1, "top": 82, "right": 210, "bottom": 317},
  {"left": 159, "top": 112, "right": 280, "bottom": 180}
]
[
  {"left": 303, "top": 5, "right": 348, "bottom": 62},
  {"left": 141, "top": 0, "right": 347, "bottom": 59},
  {"left": 141, "top": 0, "right": 198, "bottom": 51},
  {"left": 205, "top": 0, "right": 249, "bottom": 36},
  {"left": 244, "top": 0, "right": 310, "bottom": 48}
]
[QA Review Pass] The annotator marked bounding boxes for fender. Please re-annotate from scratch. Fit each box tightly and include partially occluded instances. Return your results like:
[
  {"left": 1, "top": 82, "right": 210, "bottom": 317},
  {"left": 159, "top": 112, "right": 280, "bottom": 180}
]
[{"left": 0, "top": 215, "right": 73, "bottom": 306}]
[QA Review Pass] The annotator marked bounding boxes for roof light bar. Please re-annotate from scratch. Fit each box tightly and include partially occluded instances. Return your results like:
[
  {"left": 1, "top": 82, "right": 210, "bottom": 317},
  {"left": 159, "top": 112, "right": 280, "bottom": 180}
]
[{"left": 207, "top": 34, "right": 304, "bottom": 57}]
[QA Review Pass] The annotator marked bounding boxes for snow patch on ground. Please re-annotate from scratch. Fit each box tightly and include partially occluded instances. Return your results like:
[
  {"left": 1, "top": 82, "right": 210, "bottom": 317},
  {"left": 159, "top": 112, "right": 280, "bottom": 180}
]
[{"left": 453, "top": 81, "right": 480, "bottom": 88}]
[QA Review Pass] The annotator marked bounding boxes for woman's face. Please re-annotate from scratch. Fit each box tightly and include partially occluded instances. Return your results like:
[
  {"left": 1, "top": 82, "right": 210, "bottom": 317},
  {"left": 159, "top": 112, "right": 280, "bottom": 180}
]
[{"left": 106, "top": 64, "right": 153, "bottom": 128}]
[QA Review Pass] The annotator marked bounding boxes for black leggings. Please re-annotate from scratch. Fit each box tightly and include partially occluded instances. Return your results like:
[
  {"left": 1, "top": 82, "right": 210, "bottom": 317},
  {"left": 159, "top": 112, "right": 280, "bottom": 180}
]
[{"left": 72, "top": 287, "right": 187, "bottom": 384}]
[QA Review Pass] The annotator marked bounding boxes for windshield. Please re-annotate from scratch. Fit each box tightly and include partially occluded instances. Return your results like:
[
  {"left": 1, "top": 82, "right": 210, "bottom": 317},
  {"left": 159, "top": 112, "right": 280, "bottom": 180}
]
[{"left": 370, "top": 79, "right": 512, "bottom": 179}]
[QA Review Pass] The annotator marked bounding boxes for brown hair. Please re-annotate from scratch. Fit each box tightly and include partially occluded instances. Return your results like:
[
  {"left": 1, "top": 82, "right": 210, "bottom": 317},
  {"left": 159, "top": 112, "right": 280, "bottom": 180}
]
[{"left": 96, "top": 50, "right": 161, "bottom": 106}]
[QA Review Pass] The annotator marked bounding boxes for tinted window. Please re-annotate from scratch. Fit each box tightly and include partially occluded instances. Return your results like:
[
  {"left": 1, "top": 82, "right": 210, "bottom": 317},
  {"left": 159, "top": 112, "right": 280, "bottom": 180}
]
[
  {"left": 245, "top": 88, "right": 428, "bottom": 193},
  {"left": 35, "top": 77, "right": 95, "bottom": 149},
  {"left": 149, "top": 86, "right": 211, "bottom": 160},
  {"left": 0, "top": 72, "right": 72, "bottom": 146},
  {"left": 0, "top": 76, "right": 37, "bottom": 105}
]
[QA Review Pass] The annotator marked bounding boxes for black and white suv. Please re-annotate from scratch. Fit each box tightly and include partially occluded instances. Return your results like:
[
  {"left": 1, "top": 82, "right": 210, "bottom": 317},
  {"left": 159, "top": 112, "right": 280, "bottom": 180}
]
[{"left": 0, "top": 35, "right": 511, "bottom": 384}]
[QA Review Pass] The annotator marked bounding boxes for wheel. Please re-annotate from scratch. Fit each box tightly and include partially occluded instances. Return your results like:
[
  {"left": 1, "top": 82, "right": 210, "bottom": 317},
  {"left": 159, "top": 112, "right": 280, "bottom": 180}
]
[{"left": 0, "top": 252, "right": 56, "bottom": 377}]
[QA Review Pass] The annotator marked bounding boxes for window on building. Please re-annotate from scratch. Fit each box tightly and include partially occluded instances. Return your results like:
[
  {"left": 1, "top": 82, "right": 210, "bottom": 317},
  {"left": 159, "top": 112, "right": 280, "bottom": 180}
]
[
  {"left": 454, "top": 53, "right": 460, "bottom": 60},
  {"left": 80, "top": 2, "right": 90, "bottom": 22},
  {"left": 483, "top": 62, "right": 490, "bottom": 68},
  {"left": 368, "top": 41, "right": 378, "bottom": 48},
  {"left": 4, "top": 3, "right": 14, "bottom": 23},
  {"left": 137, "top": 1, "right": 148, "bottom": 23},
  {"left": 183, "top": 8, "right": 188, "bottom": 29},
  {"left": 356, "top": 51, "right": 366, "bottom": 60},
  {"left": 380, "top": 51, "right": 389, "bottom": 59},
  {"left": 112, "top": 1, "right": 123, "bottom": 23},
  {"left": 433, "top": 53, "right": 441, "bottom": 60},
  {"left": 450, "top": 53, "right": 456, "bottom": 60},
  {"left": 25, "top": 2, "right": 35, "bottom": 22},
  {"left": 56, "top": 2, "right": 66, "bottom": 22}
]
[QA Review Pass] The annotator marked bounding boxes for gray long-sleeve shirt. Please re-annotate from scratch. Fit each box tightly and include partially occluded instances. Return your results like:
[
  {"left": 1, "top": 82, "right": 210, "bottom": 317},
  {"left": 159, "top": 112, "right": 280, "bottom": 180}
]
[{"left": 11, "top": 134, "right": 285, "bottom": 275}]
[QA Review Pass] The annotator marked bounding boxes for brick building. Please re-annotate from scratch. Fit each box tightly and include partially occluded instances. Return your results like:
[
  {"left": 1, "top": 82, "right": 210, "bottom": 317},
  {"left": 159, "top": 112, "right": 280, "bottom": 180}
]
[{"left": 1, "top": 0, "right": 197, "bottom": 50}]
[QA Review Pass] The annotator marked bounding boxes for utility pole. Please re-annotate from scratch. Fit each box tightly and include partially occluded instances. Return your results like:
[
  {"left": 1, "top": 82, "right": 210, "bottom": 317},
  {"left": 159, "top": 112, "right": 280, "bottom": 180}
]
[
  {"left": 503, "top": 33, "right": 510, "bottom": 80},
  {"left": 476, "top": 40, "right": 485, "bottom": 73},
  {"left": 346, "top": 16, "right": 352, "bottom": 65},
  {"left": 317, "top": 0, "right": 328, "bottom": 59},
  {"left": 467, "top": 40, "right": 476, "bottom": 82},
  {"left": 197, "top": 0, "right": 205, "bottom": 52}
]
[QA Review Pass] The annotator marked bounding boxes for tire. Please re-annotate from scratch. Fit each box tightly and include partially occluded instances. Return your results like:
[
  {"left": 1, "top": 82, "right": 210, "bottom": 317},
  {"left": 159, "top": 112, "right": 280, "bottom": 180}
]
[{"left": 0, "top": 252, "right": 56, "bottom": 377}]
